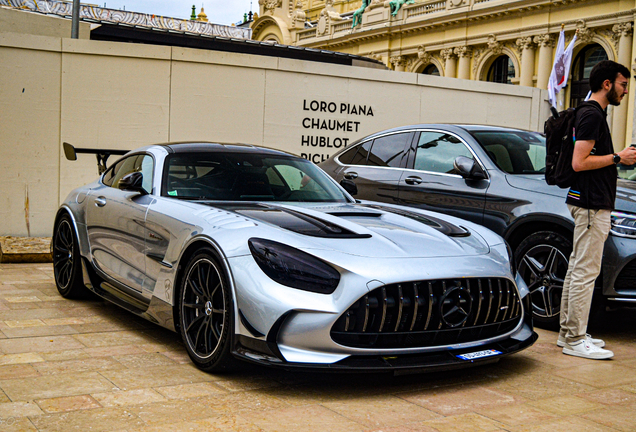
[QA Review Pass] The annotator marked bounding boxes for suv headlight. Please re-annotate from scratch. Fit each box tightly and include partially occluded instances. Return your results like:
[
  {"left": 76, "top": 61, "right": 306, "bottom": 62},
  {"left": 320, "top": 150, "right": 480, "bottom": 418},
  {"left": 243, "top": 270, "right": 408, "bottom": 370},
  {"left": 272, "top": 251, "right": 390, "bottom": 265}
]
[
  {"left": 248, "top": 238, "right": 340, "bottom": 294},
  {"left": 611, "top": 211, "right": 636, "bottom": 238}
]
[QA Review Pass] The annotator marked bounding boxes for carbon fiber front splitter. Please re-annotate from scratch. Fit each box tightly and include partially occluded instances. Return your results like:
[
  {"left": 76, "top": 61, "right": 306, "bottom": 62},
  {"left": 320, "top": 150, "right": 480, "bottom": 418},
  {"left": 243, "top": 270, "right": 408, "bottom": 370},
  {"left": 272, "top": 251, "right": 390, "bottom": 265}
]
[{"left": 234, "top": 325, "right": 538, "bottom": 375}]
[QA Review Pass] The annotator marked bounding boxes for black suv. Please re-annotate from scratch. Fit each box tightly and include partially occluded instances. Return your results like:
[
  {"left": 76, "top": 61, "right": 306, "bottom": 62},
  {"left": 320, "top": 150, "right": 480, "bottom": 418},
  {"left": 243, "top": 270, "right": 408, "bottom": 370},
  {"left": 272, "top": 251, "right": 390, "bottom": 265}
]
[{"left": 320, "top": 124, "right": 636, "bottom": 328}]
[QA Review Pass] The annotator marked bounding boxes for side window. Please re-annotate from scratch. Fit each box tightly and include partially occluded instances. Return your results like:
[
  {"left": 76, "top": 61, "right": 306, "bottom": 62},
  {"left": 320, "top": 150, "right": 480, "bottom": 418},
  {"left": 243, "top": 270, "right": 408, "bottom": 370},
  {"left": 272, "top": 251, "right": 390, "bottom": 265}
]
[
  {"left": 111, "top": 156, "right": 141, "bottom": 189},
  {"left": 103, "top": 155, "right": 153, "bottom": 190},
  {"left": 337, "top": 145, "right": 360, "bottom": 165},
  {"left": 366, "top": 133, "right": 409, "bottom": 168},
  {"left": 102, "top": 157, "right": 128, "bottom": 187},
  {"left": 139, "top": 155, "right": 154, "bottom": 193},
  {"left": 350, "top": 140, "right": 372, "bottom": 165},
  {"left": 413, "top": 132, "right": 473, "bottom": 174}
]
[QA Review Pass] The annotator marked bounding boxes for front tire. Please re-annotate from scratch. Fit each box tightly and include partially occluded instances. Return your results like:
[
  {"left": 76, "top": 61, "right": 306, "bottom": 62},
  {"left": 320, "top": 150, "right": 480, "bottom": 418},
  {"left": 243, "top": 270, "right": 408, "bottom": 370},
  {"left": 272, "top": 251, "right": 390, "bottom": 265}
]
[
  {"left": 515, "top": 231, "right": 571, "bottom": 329},
  {"left": 178, "top": 248, "right": 235, "bottom": 372},
  {"left": 52, "top": 214, "right": 85, "bottom": 298}
]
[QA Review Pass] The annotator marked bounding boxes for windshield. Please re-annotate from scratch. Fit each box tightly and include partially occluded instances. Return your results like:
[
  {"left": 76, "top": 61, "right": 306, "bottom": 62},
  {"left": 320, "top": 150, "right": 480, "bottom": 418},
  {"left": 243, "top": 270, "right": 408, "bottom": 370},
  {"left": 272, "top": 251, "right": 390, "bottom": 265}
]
[
  {"left": 162, "top": 152, "right": 350, "bottom": 203},
  {"left": 471, "top": 130, "right": 546, "bottom": 174}
]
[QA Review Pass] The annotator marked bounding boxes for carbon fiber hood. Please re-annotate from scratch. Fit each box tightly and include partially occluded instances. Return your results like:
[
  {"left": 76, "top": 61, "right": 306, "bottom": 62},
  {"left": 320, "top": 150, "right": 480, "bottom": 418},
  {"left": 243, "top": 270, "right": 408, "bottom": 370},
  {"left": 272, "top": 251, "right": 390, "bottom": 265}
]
[{"left": 213, "top": 202, "right": 491, "bottom": 258}]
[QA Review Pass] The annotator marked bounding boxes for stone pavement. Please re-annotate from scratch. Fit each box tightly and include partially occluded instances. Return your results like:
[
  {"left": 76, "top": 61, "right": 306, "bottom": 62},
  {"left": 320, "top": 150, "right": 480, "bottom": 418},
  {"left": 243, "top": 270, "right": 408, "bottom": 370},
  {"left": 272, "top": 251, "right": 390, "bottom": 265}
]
[{"left": 0, "top": 263, "right": 635, "bottom": 432}]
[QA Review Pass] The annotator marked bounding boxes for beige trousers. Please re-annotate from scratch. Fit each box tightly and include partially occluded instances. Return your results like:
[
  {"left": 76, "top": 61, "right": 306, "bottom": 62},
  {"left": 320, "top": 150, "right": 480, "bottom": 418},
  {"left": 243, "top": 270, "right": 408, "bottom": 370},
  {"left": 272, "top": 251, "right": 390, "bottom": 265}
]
[{"left": 559, "top": 205, "right": 611, "bottom": 343}]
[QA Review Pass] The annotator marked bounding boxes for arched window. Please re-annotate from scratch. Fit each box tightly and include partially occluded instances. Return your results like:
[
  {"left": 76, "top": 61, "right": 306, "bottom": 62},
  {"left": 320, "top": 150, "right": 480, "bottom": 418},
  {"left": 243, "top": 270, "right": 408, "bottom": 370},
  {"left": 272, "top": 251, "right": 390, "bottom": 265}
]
[
  {"left": 570, "top": 44, "right": 608, "bottom": 107},
  {"left": 487, "top": 55, "right": 515, "bottom": 84},
  {"left": 422, "top": 64, "right": 440, "bottom": 76}
]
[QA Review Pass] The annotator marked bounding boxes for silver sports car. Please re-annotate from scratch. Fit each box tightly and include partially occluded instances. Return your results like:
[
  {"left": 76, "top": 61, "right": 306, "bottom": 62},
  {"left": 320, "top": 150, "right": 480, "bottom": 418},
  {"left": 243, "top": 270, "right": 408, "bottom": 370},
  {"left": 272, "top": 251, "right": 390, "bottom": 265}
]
[{"left": 53, "top": 142, "right": 537, "bottom": 373}]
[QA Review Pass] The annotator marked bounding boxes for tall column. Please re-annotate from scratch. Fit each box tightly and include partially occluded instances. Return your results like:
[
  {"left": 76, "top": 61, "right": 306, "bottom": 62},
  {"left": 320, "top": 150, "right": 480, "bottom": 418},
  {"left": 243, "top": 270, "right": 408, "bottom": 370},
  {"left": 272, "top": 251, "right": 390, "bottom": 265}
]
[
  {"left": 454, "top": 46, "right": 472, "bottom": 80},
  {"left": 613, "top": 23, "right": 633, "bottom": 149},
  {"left": 516, "top": 37, "right": 536, "bottom": 87},
  {"left": 441, "top": 48, "right": 457, "bottom": 78},
  {"left": 533, "top": 34, "right": 554, "bottom": 90}
]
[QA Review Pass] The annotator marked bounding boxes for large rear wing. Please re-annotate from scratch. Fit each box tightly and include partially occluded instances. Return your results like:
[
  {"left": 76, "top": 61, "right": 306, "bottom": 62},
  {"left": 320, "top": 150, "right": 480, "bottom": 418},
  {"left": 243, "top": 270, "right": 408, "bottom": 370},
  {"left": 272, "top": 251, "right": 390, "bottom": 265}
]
[{"left": 63, "top": 142, "right": 129, "bottom": 174}]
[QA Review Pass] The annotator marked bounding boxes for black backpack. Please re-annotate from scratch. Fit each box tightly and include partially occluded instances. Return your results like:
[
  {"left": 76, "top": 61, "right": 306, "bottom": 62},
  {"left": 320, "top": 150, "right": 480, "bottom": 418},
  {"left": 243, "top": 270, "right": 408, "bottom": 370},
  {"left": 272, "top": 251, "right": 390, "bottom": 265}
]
[{"left": 544, "top": 102, "right": 593, "bottom": 188}]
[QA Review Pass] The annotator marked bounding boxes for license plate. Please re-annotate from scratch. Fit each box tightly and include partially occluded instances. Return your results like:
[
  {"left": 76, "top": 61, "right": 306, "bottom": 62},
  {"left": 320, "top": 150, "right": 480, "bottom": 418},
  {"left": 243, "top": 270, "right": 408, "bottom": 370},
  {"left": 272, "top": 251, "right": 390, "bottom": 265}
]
[{"left": 456, "top": 349, "right": 502, "bottom": 361}]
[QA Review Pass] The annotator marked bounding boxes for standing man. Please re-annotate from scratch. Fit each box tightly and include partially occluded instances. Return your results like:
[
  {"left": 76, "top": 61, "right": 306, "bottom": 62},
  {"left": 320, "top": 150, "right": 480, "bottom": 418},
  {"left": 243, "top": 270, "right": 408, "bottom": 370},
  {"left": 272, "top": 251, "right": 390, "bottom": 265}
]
[{"left": 559, "top": 60, "right": 636, "bottom": 359}]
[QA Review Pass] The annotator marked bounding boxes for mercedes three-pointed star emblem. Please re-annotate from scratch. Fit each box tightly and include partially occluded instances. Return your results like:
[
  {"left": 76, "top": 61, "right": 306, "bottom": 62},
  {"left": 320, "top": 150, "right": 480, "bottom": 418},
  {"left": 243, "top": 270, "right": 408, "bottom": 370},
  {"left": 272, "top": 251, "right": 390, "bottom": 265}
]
[{"left": 440, "top": 285, "right": 473, "bottom": 328}]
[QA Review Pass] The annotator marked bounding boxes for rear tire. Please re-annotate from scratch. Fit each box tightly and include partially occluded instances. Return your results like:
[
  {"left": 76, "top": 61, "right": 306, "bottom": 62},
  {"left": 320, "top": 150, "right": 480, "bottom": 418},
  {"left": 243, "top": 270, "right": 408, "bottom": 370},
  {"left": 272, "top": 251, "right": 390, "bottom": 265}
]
[
  {"left": 52, "top": 215, "right": 85, "bottom": 298},
  {"left": 178, "top": 248, "right": 235, "bottom": 372},
  {"left": 515, "top": 231, "right": 571, "bottom": 330}
]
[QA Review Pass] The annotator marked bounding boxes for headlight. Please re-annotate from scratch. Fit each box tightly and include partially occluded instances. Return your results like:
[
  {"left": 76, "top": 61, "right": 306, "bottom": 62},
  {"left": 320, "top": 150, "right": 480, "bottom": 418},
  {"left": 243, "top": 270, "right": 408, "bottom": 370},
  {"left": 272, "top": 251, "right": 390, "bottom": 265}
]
[
  {"left": 248, "top": 238, "right": 340, "bottom": 294},
  {"left": 611, "top": 211, "right": 636, "bottom": 238}
]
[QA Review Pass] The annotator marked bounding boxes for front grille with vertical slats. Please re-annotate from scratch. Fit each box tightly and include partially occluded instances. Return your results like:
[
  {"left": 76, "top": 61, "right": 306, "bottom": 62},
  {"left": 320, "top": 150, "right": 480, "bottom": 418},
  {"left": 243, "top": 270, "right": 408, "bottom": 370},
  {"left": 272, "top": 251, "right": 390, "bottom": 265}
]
[{"left": 331, "top": 278, "right": 522, "bottom": 349}]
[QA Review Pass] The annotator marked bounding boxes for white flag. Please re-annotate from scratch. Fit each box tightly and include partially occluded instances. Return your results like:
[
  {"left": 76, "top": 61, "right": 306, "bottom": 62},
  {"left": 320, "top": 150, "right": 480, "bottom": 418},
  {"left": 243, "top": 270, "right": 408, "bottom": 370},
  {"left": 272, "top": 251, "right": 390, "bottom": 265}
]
[{"left": 548, "top": 29, "right": 577, "bottom": 109}]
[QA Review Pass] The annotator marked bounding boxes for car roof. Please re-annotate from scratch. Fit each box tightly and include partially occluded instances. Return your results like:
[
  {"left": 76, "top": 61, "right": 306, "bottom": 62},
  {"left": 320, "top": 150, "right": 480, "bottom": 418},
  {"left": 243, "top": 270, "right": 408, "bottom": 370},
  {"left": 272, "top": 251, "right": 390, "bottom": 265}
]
[
  {"left": 360, "top": 124, "right": 536, "bottom": 139},
  {"left": 149, "top": 142, "right": 297, "bottom": 157}
]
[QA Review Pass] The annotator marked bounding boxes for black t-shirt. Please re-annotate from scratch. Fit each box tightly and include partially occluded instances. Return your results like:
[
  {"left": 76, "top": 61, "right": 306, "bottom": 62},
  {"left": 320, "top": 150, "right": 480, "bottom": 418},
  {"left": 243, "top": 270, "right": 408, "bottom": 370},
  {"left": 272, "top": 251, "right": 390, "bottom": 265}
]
[{"left": 566, "top": 101, "right": 617, "bottom": 210}]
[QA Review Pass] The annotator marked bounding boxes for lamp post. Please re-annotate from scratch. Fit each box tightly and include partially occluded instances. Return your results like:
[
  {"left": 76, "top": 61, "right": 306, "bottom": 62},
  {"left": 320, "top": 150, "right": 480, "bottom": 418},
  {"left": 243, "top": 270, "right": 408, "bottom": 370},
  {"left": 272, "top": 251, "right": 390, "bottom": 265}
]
[{"left": 71, "top": 0, "right": 80, "bottom": 39}]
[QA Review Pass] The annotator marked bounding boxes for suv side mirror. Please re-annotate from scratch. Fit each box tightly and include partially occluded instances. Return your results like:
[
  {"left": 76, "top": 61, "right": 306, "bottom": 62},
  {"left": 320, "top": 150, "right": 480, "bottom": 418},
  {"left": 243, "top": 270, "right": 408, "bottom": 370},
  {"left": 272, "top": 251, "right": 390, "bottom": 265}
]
[
  {"left": 118, "top": 172, "right": 148, "bottom": 195},
  {"left": 454, "top": 156, "right": 487, "bottom": 180},
  {"left": 340, "top": 179, "right": 358, "bottom": 196}
]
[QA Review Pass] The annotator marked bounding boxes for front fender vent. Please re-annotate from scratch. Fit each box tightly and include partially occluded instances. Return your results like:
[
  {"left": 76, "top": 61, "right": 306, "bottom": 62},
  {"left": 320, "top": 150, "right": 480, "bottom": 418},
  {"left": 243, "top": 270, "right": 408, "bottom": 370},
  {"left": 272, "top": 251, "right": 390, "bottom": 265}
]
[{"left": 331, "top": 278, "right": 521, "bottom": 349}]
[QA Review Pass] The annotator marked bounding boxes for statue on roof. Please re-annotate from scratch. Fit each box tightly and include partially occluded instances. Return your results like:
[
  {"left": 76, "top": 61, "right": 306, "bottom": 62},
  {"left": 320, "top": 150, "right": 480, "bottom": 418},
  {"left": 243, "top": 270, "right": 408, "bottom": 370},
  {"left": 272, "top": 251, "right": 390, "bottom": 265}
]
[
  {"left": 352, "top": 0, "right": 371, "bottom": 28},
  {"left": 320, "top": 0, "right": 344, "bottom": 21},
  {"left": 387, "top": 0, "right": 414, "bottom": 16}
]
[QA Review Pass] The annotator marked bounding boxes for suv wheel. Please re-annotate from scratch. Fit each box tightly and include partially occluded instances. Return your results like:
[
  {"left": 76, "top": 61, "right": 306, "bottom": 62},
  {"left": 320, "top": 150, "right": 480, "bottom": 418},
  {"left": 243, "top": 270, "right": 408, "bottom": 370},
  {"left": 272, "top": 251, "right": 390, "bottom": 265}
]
[{"left": 515, "top": 231, "right": 572, "bottom": 329}]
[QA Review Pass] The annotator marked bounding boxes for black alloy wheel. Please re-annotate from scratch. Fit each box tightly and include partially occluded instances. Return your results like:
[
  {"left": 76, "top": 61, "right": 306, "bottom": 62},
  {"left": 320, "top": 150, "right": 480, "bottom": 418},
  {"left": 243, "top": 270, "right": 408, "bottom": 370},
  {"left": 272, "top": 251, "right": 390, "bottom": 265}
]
[
  {"left": 515, "top": 231, "right": 572, "bottom": 329},
  {"left": 179, "top": 248, "right": 234, "bottom": 371},
  {"left": 52, "top": 215, "right": 85, "bottom": 298}
]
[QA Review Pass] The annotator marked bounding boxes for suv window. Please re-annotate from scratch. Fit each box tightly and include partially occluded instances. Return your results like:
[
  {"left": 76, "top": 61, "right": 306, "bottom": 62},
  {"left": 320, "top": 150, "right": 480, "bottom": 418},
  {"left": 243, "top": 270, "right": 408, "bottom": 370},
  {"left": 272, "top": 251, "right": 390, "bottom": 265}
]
[
  {"left": 338, "top": 145, "right": 360, "bottom": 165},
  {"left": 471, "top": 131, "right": 545, "bottom": 174},
  {"left": 338, "top": 140, "right": 373, "bottom": 165},
  {"left": 413, "top": 132, "right": 473, "bottom": 174},
  {"left": 366, "top": 133, "right": 409, "bottom": 168}
]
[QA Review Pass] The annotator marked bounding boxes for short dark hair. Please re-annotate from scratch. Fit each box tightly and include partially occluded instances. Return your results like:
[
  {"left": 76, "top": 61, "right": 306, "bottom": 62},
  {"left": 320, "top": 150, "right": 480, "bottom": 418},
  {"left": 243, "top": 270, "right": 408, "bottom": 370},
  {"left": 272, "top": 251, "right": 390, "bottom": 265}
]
[{"left": 589, "top": 60, "right": 631, "bottom": 92}]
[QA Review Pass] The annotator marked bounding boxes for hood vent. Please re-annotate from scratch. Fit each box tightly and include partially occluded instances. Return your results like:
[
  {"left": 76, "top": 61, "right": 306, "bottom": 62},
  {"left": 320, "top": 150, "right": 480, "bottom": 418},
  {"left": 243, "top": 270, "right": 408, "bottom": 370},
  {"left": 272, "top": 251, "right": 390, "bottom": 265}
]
[
  {"left": 360, "top": 204, "right": 470, "bottom": 237},
  {"left": 217, "top": 203, "right": 372, "bottom": 239}
]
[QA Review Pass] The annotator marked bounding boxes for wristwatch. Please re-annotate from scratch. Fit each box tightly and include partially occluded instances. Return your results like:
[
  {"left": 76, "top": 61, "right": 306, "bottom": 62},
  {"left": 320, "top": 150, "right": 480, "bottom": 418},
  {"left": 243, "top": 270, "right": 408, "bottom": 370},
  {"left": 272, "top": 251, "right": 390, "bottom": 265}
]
[{"left": 613, "top": 153, "right": 621, "bottom": 165}]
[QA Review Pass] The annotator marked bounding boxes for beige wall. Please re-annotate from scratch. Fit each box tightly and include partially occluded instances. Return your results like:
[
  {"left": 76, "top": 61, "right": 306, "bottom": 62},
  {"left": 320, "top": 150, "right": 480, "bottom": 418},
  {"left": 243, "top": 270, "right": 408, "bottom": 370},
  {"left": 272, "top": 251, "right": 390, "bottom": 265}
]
[
  {"left": 0, "top": 6, "right": 90, "bottom": 39},
  {"left": 0, "top": 32, "right": 549, "bottom": 237}
]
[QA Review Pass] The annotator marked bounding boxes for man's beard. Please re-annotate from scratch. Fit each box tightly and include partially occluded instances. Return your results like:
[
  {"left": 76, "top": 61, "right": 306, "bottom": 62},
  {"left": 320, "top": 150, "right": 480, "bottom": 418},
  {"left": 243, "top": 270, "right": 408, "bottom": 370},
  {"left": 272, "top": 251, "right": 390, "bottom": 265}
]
[{"left": 608, "top": 84, "right": 623, "bottom": 106}]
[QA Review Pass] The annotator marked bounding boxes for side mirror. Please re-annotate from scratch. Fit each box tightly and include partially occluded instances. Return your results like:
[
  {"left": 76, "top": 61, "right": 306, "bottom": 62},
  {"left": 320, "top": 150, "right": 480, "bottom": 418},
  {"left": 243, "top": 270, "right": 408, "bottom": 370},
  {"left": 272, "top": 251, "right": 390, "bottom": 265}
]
[
  {"left": 118, "top": 172, "right": 148, "bottom": 195},
  {"left": 340, "top": 179, "right": 358, "bottom": 196},
  {"left": 454, "top": 156, "right": 487, "bottom": 180}
]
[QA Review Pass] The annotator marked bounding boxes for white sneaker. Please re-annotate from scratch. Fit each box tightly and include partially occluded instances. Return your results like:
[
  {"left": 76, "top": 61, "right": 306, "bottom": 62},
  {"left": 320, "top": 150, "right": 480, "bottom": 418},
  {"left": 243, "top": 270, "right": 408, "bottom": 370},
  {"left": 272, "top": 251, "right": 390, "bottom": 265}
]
[
  {"left": 557, "top": 334, "right": 605, "bottom": 348},
  {"left": 562, "top": 339, "right": 614, "bottom": 360}
]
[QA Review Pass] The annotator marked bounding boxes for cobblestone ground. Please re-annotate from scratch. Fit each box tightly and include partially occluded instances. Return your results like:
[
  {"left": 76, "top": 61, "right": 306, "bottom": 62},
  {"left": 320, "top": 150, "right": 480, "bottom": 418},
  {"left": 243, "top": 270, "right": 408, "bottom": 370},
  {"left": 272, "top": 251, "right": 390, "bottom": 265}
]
[{"left": 0, "top": 263, "right": 635, "bottom": 431}]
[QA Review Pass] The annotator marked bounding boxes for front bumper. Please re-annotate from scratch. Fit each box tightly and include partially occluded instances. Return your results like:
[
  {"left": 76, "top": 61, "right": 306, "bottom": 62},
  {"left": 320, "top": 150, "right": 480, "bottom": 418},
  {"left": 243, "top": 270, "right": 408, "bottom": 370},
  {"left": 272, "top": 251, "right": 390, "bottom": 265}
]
[
  {"left": 603, "top": 234, "right": 636, "bottom": 299},
  {"left": 234, "top": 320, "right": 537, "bottom": 374}
]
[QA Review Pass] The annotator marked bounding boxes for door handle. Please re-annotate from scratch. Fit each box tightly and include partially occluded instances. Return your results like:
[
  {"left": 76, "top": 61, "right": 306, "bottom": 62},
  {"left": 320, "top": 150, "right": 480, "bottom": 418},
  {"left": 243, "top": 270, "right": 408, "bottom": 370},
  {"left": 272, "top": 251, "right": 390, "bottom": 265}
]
[
  {"left": 404, "top": 176, "right": 423, "bottom": 185},
  {"left": 94, "top": 197, "right": 107, "bottom": 207},
  {"left": 344, "top": 172, "right": 358, "bottom": 180}
]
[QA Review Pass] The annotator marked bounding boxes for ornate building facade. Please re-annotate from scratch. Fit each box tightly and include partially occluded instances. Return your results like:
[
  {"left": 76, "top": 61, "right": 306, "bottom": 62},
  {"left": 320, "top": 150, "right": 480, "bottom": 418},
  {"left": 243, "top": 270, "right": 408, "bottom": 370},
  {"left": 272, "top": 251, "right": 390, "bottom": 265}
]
[{"left": 252, "top": 0, "right": 636, "bottom": 148}]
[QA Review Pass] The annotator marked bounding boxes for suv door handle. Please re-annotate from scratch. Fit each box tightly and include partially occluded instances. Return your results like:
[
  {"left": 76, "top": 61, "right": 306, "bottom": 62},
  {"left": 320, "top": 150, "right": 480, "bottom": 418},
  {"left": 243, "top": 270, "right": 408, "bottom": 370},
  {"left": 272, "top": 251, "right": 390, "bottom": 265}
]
[
  {"left": 94, "top": 197, "right": 107, "bottom": 207},
  {"left": 404, "top": 176, "right": 423, "bottom": 185},
  {"left": 344, "top": 172, "right": 358, "bottom": 180}
]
